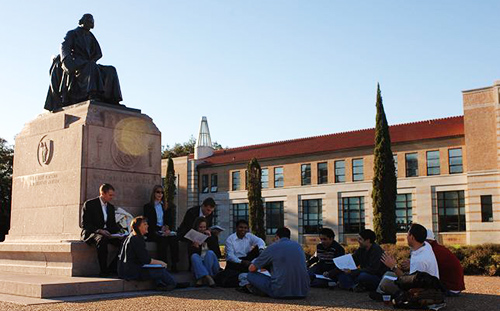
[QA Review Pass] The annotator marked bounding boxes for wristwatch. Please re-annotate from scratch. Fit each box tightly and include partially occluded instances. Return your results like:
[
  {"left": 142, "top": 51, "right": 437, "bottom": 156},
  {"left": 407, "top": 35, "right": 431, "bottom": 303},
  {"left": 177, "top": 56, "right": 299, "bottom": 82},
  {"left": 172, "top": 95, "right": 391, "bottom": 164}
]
[{"left": 391, "top": 264, "right": 398, "bottom": 271}]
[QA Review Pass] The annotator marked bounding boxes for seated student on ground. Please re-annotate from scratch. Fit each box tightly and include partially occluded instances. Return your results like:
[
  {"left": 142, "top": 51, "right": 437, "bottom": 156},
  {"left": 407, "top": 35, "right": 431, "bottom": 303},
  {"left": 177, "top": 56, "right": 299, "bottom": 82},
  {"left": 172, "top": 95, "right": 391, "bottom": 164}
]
[
  {"left": 333, "top": 229, "right": 387, "bottom": 292},
  {"left": 117, "top": 216, "right": 188, "bottom": 291},
  {"left": 307, "top": 227, "right": 345, "bottom": 287},
  {"left": 426, "top": 229, "right": 465, "bottom": 296},
  {"left": 379, "top": 223, "right": 439, "bottom": 295},
  {"left": 188, "top": 217, "right": 221, "bottom": 287},
  {"left": 218, "top": 219, "right": 265, "bottom": 287},
  {"left": 246, "top": 227, "right": 310, "bottom": 299}
]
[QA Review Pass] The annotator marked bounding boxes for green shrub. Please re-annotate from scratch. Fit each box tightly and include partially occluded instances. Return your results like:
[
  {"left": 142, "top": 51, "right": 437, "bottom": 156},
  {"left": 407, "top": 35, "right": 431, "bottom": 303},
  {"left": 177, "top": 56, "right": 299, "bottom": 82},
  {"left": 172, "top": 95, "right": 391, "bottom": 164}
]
[{"left": 303, "top": 243, "right": 500, "bottom": 276}]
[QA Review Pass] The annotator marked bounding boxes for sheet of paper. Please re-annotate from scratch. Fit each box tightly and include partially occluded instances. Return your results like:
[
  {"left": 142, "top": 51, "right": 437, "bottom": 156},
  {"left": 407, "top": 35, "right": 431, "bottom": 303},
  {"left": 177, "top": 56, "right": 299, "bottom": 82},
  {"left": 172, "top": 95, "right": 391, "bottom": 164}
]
[
  {"left": 383, "top": 275, "right": 398, "bottom": 281},
  {"left": 315, "top": 274, "right": 332, "bottom": 281},
  {"left": 258, "top": 269, "right": 271, "bottom": 277},
  {"left": 333, "top": 254, "right": 357, "bottom": 270},
  {"left": 110, "top": 233, "right": 128, "bottom": 238},
  {"left": 142, "top": 264, "right": 163, "bottom": 268},
  {"left": 184, "top": 229, "right": 209, "bottom": 244},
  {"left": 210, "top": 225, "right": 225, "bottom": 232}
]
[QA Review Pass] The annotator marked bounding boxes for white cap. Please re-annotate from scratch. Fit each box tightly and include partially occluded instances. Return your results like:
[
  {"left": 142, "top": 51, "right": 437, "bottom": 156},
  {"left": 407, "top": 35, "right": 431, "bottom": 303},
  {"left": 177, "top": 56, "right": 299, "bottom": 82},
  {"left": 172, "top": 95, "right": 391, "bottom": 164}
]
[{"left": 426, "top": 229, "right": 436, "bottom": 240}]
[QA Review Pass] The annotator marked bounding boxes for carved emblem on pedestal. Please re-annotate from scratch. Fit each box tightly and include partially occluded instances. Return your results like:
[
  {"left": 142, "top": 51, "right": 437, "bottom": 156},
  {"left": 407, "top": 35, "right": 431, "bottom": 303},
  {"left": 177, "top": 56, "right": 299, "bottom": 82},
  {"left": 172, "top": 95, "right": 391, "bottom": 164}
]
[
  {"left": 37, "top": 135, "right": 54, "bottom": 166},
  {"left": 111, "top": 138, "right": 141, "bottom": 169}
]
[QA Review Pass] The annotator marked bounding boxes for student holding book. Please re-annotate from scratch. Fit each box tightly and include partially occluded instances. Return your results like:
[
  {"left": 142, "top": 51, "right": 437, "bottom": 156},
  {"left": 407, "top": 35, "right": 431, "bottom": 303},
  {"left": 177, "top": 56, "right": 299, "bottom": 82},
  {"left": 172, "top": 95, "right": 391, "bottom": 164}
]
[
  {"left": 187, "top": 217, "right": 222, "bottom": 287},
  {"left": 118, "top": 216, "right": 188, "bottom": 291}
]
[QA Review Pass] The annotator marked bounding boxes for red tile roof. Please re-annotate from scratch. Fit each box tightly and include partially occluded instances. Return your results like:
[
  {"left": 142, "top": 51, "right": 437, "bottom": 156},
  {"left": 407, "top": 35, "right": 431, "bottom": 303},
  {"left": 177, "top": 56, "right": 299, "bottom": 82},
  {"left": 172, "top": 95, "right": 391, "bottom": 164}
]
[{"left": 198, "top": 116, "right": 464, "bottom": 166}]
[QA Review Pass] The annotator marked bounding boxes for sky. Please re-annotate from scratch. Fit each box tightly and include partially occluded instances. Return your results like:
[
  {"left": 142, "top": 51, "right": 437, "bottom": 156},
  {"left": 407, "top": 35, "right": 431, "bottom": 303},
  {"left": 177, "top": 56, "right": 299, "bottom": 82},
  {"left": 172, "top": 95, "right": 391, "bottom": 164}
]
[{"left": 1, "top": 1, "right": 499, "bottom": 150}]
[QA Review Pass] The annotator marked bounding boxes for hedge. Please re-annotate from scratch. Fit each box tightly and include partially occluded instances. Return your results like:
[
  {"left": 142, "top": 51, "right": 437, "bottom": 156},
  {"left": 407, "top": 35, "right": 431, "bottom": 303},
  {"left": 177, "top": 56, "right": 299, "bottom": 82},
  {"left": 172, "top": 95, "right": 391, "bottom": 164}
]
[{"left": 304, "top": 243, "right": 500, "bottom": 276}]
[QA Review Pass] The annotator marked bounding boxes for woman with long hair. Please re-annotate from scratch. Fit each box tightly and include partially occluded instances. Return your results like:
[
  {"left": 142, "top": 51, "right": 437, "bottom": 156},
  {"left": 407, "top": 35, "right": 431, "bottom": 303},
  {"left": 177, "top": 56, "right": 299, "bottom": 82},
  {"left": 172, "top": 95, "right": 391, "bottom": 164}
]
[
  {"left": 143, "top": 185, "right": 180, "bottom": 272},
  {"left": 117, "top": 216, "right": 178, "bottom": 291},
  {"left": 188, "top": 216, "right": 221, "bottom": 287}
]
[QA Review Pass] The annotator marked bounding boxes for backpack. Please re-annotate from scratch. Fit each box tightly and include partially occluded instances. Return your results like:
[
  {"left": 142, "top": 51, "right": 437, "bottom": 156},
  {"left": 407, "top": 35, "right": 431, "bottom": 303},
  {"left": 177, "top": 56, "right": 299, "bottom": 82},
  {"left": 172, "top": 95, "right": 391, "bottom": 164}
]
[{"left": 393, "top": 271, "right": 446, "bottom": 309}]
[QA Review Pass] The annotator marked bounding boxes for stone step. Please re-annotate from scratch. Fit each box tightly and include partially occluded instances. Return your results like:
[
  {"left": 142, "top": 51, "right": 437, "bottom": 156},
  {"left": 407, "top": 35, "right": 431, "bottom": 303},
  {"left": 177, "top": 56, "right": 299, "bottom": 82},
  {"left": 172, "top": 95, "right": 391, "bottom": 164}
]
[{"left": 0, "top": 271, "right": 193, "bottom": 299}]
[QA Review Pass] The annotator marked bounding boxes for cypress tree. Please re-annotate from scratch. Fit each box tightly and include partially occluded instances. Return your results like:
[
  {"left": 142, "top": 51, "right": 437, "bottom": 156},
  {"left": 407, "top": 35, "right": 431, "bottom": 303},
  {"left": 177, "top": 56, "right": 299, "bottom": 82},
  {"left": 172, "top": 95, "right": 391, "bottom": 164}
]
[
  {"left": 164, "top": 156, "right": 177, "bottom": 227},
  {"left": 372, "top": 84, "right": 397, "bottom": 244},
  {"left": 247, "top": 158, "right": 266, "bottom": 240}
]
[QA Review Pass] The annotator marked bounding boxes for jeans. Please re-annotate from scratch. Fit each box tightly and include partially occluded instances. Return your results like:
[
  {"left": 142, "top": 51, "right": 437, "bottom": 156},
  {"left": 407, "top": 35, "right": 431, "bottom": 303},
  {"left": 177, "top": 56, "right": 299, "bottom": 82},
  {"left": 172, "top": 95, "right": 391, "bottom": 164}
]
[
  {"left": 191, "top": 250, "right": 220, "bottom": 280},
  {"left": 338, "top": 271, "right": 381, "bottom": 291},
  {"left": 140, "top": 267, "right": 177, "bottom": 287},
  {"left": 308, "top": 262, "right": 337, "bottom": 287},
  {"left": 247, "top": 272, "right": 274, "bottom": 297}
]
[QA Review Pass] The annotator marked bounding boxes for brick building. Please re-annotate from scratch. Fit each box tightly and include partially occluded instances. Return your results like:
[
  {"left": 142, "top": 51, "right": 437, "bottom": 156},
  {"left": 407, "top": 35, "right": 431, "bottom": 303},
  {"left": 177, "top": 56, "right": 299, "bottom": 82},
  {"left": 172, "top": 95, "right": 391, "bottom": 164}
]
[{"left": 163, "top": 81, "right": 500, "bottom": 246}]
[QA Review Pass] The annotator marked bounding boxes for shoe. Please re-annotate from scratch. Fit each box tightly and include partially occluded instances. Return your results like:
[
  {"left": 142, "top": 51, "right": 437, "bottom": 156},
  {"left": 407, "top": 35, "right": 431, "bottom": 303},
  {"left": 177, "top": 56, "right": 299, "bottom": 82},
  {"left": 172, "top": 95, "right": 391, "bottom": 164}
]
[
  {"left": 205, "top": 275, "right": 216, "bottom": 287},
  {"left": 328, "top": 281, "right": 337, "bottom": 288},
  {"left": 99, "top": 271, "right": 111, "bottom": 278},
  {"left": 235, "top": 286, "right": 251, "bottom": 294},
  {"left": 195, "top": 278, "right": 204, "bottom": 287},
  {"left": 175, "top": 282, "right": 190, "bottom": 289}
]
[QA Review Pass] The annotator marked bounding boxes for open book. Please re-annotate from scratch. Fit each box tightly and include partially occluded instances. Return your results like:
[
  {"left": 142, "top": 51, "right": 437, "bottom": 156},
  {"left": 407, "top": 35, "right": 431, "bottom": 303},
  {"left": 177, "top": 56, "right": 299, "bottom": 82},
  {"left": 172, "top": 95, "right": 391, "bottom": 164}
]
[{"left": 184, "top": 229, "right": 209, "bottom": 244}]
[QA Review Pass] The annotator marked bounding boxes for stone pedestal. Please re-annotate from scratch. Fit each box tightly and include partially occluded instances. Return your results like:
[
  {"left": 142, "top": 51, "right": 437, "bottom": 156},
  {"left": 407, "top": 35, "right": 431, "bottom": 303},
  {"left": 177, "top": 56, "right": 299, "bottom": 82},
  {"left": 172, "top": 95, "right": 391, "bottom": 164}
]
[{"left": 0, "top": 101, "right": 161, "bottom": 276}]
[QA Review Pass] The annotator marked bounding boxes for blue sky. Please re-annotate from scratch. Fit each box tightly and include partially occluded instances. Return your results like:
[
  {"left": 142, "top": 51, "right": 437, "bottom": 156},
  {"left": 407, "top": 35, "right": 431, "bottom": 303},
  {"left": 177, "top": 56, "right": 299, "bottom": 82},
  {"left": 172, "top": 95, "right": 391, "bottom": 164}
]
[{"left": 1, "top": 1, "right": 499, "bottom": 149}]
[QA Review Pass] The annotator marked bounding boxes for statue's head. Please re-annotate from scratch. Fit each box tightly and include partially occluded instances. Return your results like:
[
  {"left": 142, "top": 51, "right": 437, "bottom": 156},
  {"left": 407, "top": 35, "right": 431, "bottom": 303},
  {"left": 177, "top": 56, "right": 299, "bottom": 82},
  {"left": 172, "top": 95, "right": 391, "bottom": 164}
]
[{"left": 79, "top": 14, "right": 94, "bottom": 30}]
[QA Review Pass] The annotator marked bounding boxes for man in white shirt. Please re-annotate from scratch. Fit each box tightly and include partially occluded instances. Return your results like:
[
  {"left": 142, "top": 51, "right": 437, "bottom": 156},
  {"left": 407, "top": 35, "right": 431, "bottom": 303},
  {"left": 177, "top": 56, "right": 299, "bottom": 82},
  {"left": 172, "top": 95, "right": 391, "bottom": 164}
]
[
  {"left": 379, "top": 223, "right": 439, "bottom": 294},
  {"left": 216, "top": 219, "right": 265, "bottom": 287}
]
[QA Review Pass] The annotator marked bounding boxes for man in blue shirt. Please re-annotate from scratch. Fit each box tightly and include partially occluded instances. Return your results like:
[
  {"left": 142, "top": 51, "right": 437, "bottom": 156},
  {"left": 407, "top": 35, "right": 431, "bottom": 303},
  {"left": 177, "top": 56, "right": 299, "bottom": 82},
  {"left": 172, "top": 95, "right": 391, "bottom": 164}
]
[{"left": 247, "top": 227, "right": 310, "bottom": 299}]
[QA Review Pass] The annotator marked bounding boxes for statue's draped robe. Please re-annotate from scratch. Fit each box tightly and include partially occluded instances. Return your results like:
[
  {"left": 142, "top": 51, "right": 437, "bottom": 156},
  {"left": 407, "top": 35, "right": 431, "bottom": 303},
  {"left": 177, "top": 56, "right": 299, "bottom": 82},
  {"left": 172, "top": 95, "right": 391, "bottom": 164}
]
[{"left": 45, "top": 27, "right": 122, "bottom": 111}]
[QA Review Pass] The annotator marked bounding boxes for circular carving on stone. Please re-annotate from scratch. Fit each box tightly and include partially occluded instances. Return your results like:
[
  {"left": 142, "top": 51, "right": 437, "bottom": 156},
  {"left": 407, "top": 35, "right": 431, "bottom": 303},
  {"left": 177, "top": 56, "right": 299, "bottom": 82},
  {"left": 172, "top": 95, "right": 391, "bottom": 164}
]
[
  {"left": 111, "top": 140, "right": 141, "bottom": 169},
  {"left": 37, "top": 135, "right": 54, "bottom": 166}
]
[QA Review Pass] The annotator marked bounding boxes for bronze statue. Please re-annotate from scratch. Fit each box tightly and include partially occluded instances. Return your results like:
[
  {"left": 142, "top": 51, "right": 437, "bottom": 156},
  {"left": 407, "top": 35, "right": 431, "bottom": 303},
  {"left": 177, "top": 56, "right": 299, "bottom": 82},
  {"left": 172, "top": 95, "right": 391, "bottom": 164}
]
[{"left": 45, "top": 14, "right": 123, "bottom": 111}]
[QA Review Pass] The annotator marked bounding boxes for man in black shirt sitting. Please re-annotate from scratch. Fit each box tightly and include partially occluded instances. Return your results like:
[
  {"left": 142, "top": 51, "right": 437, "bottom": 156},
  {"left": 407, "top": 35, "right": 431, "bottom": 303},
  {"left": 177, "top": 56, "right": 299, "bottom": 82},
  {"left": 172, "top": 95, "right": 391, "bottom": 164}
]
[{"left": 307, "top": 228, "right": 345, "bottom": 287}]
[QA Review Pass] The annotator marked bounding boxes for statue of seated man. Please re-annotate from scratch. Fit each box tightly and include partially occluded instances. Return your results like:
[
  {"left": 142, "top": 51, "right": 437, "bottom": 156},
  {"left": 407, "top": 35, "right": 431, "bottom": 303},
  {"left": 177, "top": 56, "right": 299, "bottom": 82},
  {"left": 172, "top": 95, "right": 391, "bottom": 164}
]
[{"left": 45, "top": 14, "right": 123, "bottom": 112}]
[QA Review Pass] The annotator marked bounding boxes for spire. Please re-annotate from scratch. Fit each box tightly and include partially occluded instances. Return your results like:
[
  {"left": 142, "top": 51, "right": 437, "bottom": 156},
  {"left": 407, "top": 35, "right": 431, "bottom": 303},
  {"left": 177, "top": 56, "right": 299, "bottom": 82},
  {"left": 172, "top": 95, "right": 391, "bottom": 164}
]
[{"left": 195, "top": 116, "right": 214, "bottom": 160}]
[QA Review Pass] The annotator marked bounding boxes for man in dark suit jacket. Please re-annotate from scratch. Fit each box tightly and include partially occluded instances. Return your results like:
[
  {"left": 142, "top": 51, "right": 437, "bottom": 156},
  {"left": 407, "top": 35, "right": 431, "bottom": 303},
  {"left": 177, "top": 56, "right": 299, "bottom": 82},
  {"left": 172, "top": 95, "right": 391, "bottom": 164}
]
[
  {"left": 177, "top": 197, "right": 217, "bottom": 239},
  {"left": 81, "top": 183, "right": 122, "bottom": 276}
]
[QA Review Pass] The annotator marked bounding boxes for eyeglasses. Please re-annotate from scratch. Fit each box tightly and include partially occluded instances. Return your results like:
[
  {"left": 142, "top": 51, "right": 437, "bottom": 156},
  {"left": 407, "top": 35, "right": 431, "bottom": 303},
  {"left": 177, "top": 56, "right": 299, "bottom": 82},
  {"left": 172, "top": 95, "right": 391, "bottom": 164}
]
[{"left": 155, "top": 191, "right": 163, "bottom": 194}]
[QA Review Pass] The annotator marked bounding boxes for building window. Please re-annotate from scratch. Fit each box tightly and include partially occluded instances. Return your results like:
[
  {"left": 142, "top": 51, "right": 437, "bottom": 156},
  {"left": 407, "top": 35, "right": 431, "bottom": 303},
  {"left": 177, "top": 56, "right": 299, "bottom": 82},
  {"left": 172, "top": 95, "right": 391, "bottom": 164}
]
[
  {"left": 210, "top": 174, "right": 218, "bottom": 192},
  {"left": 201, "top": 174, "right": 209, "bottom": 193},
  {"left": 335, "top": 160, "right": 345, "bottom": 183},
  {"left": 396, "top": 194, "right": 412, "bottom": 232},
  {"left": 232, "top": 171, "right": 241, "bottom": 191},
  {"left": 449, "top": 148, "right": 463, "bottom": 174},
  {"left": 427, "top": 151, "right": 440, "bottom": 176},
  {"left": 343, "top": 197, "right": 365, "bottom": 234},
  {"left": 438, "top": 191, "right": 465, "bottom": 232},
  {"left": 394, "top": 154, "right": 398, "bottom": 177},
  {"left": 265, "top": 201, "right": 284, "bottom": 235},
  {"left": 245, "top": 170, "right": 248, "bottom": 190},
  {"left": 274, "top": 167, "right": 284, "bottom": 188},
  {"left": 232, "top": 203, "right": 248, "bottom": 230},
  {"left": 212, "top": 206, "right": 218, "bottom": 225},
  {"left": 481, "top": 195, "right": 493, "bottom": 223},
  {"left": 301, "top": 164, "right": 311, "bottom": 186},
  {"left": 261, "top": 168, "right": 269, "bottom": 188},
  {"left": 318, "top": 162, "right": 328, "bottom": 184},
  {"left": 405, "top": 153, "right": 418, "bottom": 177},
  {"left": 302, "top": 199, "right": 322, "bottom": 234},
  {"left": 352, "top": 158, "right": 364, "bottom": 181}
]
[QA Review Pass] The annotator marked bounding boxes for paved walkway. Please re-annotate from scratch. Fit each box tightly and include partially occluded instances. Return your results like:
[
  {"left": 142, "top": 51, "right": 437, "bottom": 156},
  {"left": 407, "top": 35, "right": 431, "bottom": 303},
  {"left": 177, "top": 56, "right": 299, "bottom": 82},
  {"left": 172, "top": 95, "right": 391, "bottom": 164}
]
[{"left": 0, "top": 276, "right": 498, "bottom": 310}]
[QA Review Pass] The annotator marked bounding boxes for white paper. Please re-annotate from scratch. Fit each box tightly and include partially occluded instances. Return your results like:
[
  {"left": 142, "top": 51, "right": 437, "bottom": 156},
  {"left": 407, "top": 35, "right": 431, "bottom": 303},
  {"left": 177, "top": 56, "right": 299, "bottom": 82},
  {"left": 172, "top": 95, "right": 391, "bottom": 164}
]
[
  {"left": 258, "top": 270, "right": 271, "bottom": 277},
  {"left": 142, "top": 264, "right": 163, "bottom": 268},
  {"left": 184, "top": 229, "right": 209, "bottom": 244},
  {"left": 315, "top": 274, "right": 332, "bottom": 281},
  {"left": 210, "top": 225, "right": 225, "bottom": 232},
  {"left": 333, "top": 254, "right": 357, "bottom": 270},
  {"left": 383, "top": 275, "right": 398, "bottom": 281},
  {"left": 110, "top": 233, "right": 128, "bottom": 238}
]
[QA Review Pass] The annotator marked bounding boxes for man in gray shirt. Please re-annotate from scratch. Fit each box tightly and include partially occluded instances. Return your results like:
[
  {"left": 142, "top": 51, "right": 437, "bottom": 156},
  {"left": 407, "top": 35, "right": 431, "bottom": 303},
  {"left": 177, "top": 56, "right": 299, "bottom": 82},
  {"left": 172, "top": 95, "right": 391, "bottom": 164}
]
[{"left": 247, "top": 227, "right": 310, "bottom": 298}]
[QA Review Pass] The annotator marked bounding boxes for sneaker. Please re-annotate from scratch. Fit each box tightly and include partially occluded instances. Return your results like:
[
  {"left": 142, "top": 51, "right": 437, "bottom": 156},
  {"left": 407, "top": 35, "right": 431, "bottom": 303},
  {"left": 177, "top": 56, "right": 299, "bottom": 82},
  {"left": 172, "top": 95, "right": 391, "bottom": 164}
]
[{"left": 328, "top": 281, "right": 337, "bottom": 288}]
